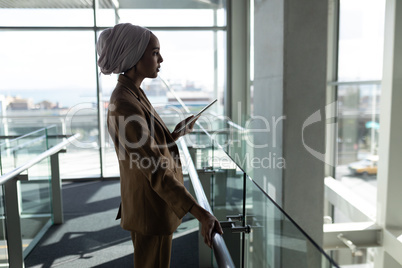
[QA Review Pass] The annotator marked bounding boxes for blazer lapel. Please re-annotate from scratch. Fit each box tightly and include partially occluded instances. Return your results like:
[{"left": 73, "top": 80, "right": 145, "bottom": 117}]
[
  {"left": 139, "top": 93, "right": 173, "bottom": 140},
  {"left": 117, "top": 75, "right": 174, "bottom": 141}
]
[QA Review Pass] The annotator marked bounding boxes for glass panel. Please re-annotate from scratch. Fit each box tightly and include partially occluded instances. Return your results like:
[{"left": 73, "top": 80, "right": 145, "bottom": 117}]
[
  {"left": 209, "top": 117, "right": 267, "bottom": 180},
  {"left": 0, "top": 126, "right": 52, "bottom": 258},
  {"left": 338, "top": 0, "right": 385, "bottom": 81},
  {"left": 331, "top": 1, "right": 385, "bottom": 265},
  {"left": 210, "top": 139, "right": 244, "bottom": 267},
  {"left": 0, "top": 30, "right": 100, "bottom": 179},
  {"left": 0, "top": 186, "right": 8, "bottom": 266},
  {"left": 0, "top": 8, "right": 94, "bottom": 27},
  {"left": 20, "top": 159, "right": 52, "bottom": 255},
  {"left": 96, "top": 8, "right": 117, "bottom": 27},
  {"left": 334, "top": 83, "right": 380, "bottom": 222},
  {"left": 0, "top": 128, "right": 48, "bottom": 175},
  {"left": 244, "top": 176, "right": 338, "bottom": 267},
  {"left": 154, "top": 30, "right": 224, "bottom": 115},
  {"left": 101, "top": 28, "right": 227, "bottom": 177},
  {"left": 46, "top": 125, "right": 62, "bottom": 148},
  {"left": 119, "top": 6, "right": 226, "bottom": 27}
]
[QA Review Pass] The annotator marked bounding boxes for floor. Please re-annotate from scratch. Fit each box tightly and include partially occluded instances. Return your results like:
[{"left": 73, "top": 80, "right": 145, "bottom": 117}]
[{"left": 24, "top": 180, "right": 199, "bottom": 268}]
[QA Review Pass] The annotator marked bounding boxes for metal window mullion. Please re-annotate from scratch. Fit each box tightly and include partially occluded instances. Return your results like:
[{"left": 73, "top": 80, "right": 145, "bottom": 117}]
[
  {"left": 325, "top": 0, "right": 340, "bottom": 179},
  {"left": 0, "top": 26, "right": 226, "bottom": 31},
  {"left": 93, "top": 0, "right": 104, "bottom": 179}
]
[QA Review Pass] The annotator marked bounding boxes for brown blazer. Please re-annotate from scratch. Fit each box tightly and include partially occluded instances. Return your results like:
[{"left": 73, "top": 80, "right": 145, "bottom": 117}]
[{"left": 107, "top": 74, "right": 196, "bottom": 235}]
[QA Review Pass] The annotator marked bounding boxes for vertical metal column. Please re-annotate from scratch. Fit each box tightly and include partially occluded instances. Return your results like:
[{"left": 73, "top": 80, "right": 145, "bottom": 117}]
[
  {"left": 325, "top": 0, "right": 339, "bottom": 179},
  {"left": 227, "top": 0, "right": 250, "bottom": 125},
  {"left": 241, "top": 172, "right": 247, "bottom": 268},
  {"left": 375, "top": 0, "right": 402, "bottom": 266},
  {"left": 93, "top": 0, "right": 105, "bottom": 178},
  {"left": 4, "top": 179, "right": 24, "bottom": 268},
  {"left": 50, "top": 153, "right": 63, "bottom": 224}
]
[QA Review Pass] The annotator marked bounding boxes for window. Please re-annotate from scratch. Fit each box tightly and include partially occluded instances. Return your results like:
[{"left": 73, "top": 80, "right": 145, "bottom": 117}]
[
  {"left": 326, "top": 0, "right": 386, "bottom": 265},
  {"left": 0, "top": 1, "right": 227, "bottom": 179}
]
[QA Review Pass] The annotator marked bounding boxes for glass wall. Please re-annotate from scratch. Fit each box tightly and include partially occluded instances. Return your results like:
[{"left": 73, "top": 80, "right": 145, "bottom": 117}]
[
  {"left": 328, "top": 0, "right": 385, "bottom": 266},
  {"left": 0, "top": 1, "right": 227, "bottom": 179},
  {"left": 334, "top": 0, "right": 384, "bottom": 217}
]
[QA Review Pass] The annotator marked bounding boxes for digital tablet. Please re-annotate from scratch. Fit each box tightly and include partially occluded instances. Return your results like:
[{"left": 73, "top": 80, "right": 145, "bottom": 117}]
[{"left": 175, "top": 99, "right": 217, "bottom": 133}]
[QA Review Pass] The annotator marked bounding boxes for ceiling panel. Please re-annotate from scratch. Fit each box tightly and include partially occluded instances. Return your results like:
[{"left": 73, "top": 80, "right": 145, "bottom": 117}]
[
  {"left": 0, "top": 0, "right": 114, "bottom": 9},
  {"left": 0, "top": 0, "right": 222, "bottom": 9}
]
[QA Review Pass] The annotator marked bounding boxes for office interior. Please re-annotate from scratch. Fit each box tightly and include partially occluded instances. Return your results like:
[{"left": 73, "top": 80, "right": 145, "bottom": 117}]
[{"left": 0, "top": 0, "right": 401, "bottom": 267}]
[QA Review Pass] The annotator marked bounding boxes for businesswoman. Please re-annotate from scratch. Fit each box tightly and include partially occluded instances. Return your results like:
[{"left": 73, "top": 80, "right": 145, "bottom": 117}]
[{"left": 97, "top": 23, "right": 222, "bottom": 267}]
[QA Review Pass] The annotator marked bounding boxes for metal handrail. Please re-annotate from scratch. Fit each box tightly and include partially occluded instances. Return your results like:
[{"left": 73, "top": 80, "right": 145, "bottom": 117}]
[
  {"left": 5, "top": 125, "right": 57, "bottom": 142},
  {"left": 161, "top": 77, "right": 235, "bottom": 267},
  {"left": 178, "top": 137, "right": 235, "bottom": 268},
  {"left": 327, "top": 80, "right": 381, "bottom": 86},
  {"left": 0, "top": 133, "right": 80, "bottom": 185},
  {"left": 3, "top": 134, "right": 46, "bottom": 152}
]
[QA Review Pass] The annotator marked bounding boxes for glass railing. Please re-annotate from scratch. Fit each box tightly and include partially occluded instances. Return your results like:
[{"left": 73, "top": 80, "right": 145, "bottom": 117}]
[
  {"left": 0, "top": 126, "right": 77, "bottom": 267},
  {"left": 244, "top": 175, "right": 336, "bottom": 267},
  {"left": 156, "top": 79, "right": 339, "bottom": 267},
  {"left": 181, "top": 123, "right": 339, "bottom": 267}
]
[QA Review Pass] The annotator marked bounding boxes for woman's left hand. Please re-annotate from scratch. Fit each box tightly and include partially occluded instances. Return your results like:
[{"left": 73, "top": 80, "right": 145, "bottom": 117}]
[{"left": 171, "top": 115, "right": 198, "bottom": 141}]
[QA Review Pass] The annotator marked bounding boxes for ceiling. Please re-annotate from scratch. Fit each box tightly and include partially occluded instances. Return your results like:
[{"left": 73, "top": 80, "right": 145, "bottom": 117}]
[{"left": 0, "top": 0, "right": 222, "bottom": 9}]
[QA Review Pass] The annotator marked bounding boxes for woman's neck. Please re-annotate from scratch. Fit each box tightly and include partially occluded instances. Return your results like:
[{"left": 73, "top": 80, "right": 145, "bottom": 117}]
[{"left": 124, "top": 67, "right": 144, "bottom": 89}]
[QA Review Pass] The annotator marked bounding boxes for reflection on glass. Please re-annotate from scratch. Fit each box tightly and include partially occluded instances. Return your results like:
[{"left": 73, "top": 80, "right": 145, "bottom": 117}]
[
  {"left": 187, "top": 132, "right": 338, "bottom": 267},
  {"left": 245, "top": 176, "right": 337, "bottom": 268}
]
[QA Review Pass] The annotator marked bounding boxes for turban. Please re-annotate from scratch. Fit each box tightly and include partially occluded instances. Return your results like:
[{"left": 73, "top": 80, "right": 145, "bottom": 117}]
[{"left": 97, "top": 23, "right": 151, "bottom": 75}]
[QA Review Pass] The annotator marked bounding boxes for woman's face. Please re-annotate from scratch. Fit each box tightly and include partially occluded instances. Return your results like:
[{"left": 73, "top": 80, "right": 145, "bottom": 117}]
[{"left": 136, "top": 33, "right": 163, "bottom": 79}]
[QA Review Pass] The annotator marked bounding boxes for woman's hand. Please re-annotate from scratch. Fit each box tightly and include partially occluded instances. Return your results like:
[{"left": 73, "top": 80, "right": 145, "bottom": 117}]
[
  {"left": 171, "top": 115, "right": 199, "bottom": 141},
  {"left": 190, "top": 203, "right": 224, "bottom": 248}
]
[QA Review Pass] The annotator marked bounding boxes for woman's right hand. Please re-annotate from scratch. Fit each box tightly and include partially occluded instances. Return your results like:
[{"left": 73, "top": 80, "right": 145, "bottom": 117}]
[
  {"left": 171, "top": 115, "right": 199, "bottom": 141},
  {"left": 190, "top": 203, "right": 223, "bottom": 248}
]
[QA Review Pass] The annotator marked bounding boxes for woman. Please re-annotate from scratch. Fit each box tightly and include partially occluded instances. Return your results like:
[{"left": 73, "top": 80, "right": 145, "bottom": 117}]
[{"left": 97, "top": 23, "right": 223, "bottom": 267}]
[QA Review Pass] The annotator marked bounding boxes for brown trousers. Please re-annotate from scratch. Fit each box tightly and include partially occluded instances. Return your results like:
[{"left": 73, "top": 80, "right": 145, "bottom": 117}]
[{"left": 131, "top": 232, "right": 173, "bottom": 268}]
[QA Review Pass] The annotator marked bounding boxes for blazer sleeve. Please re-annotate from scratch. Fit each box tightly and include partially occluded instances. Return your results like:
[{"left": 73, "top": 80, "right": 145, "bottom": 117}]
[{"left": 109, "top": 99, "right": 196, "bottom": 219}]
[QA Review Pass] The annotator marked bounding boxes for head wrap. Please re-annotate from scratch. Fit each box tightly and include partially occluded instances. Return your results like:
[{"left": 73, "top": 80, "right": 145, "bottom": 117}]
[{"left": 96, "top": 23, "right": 151, "bottom": 75}]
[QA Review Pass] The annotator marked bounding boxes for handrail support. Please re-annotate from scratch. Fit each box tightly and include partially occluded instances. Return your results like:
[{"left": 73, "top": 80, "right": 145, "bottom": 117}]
[
  {"left": 4, "top": 178, "right": 25, "bottom": 268},
  {"left": 51, "top": 152, "right": 63, "bottom": 224},
  {"left": 221, "top": 214, "right": 251, "bottom": 234}
]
